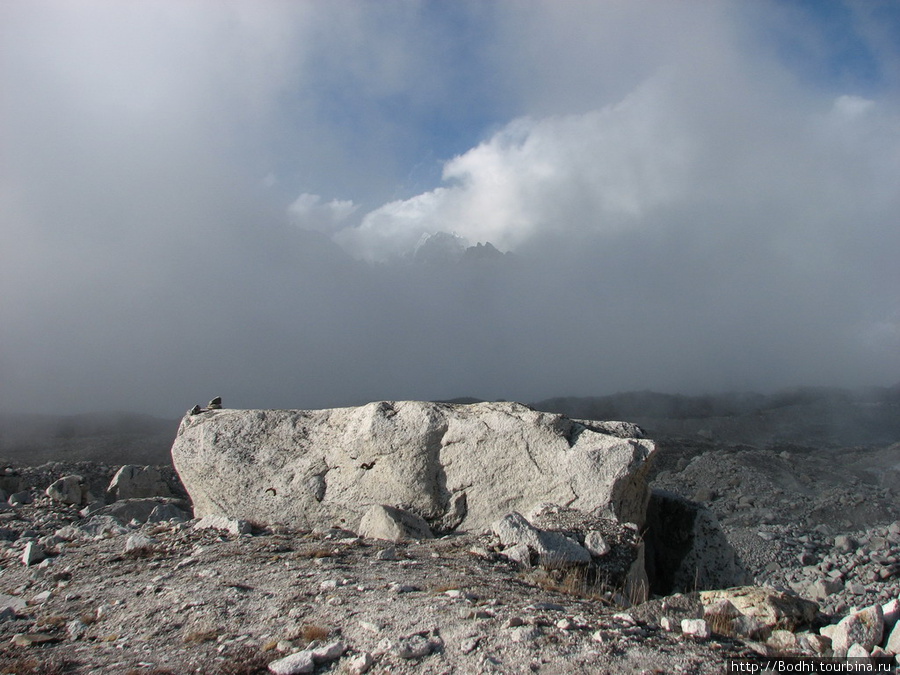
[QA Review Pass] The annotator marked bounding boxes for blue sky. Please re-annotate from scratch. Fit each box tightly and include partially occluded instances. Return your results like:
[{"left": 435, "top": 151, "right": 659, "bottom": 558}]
[{"left": 1, "top": 1, "right": 899, "bottom": 416}]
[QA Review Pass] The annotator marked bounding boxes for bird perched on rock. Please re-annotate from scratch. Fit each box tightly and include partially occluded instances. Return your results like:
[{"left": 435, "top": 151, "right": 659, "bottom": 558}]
[
  {"left": 188, "top": 404, "right": 202, "bottom": 416},
  {"left": 207, "top": 396, "right": 222, "bottom": 410}
]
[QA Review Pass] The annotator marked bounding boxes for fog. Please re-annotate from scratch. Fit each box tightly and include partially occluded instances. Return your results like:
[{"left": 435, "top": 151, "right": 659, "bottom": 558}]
[{"left": 2, "top": 1, "right": 899, "bottom": 417}]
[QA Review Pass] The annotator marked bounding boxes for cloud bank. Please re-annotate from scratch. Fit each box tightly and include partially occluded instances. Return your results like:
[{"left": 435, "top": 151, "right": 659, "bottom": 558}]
[{"left": 1, "top": 1, "right": 899, "bottom": 417}]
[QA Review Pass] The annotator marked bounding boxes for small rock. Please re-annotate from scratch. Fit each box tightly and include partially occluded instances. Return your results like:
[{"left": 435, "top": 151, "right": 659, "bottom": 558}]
[
  {"left": 67, "top": 619, "right": 87, "bottom": 641},
  {"left": 28, "top": 590, "right": 51, "bottom": 605},
  {"left": 882, "top": 599, "right": 900, "bottom": 629},
  {"left": 387, "top": 582, "right": 419, "bottom": 593},
  {"left": 347, "top": 652, "right": 374, "bottom": 674},
  {"left": 310, "top": 640, "right": 345, "bottom": 662},
  {"left": 681, "top": 619, "right": 711, "bottom": 639},
  {"left": 460, "top": 636, "right": 480, "bottom": 654},
  {"left": 395, "top": 634, "right": 433, "bottom": 659},
  {"left": 374, "top": 547, "right": 397, "bottom": 561},
  {"left": 8, "top": 491, "right": 32, "bottom": 506},
  {"left": 510, "top": 625, "right": 541, "bottom": 642},
  {"left": 358, "top": 504, "right": 433, "bottom": 542},
  {"left": 584, "top": 531, "right": 611, "bottom": 557},
  {"left": 267, "top": 650, "right": 314, "bottom": 675},
  {"left": 194, "top": 515, "right": 252, "bottom": 536},
  {"left": 46, "top": 475, "right": 91, "bottom": 506},
  {"left": 124, "top": 534, "right": 157, "bottom": 554},
  {"left": 22, "top": 542, "right": 45, "bottom": 567},
  {"left": 834, "top": 535, "right": 857, "bottom": 553},
  {"left": 846, "top": 643, "right": 870, "bottom": 658},
  {"left": 12, "top": 632, "right": 58, "bottom": 647}
]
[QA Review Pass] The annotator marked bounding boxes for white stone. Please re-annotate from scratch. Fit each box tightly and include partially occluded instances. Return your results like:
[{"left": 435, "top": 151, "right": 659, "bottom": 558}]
[
  {"left": 267, "top": 650, "right": 314, "bottom": 675},
  {"left": 347, "top": 652, "right": 373, "bottom": 674},
  {"left": 584, "top": 530, "right": 611, "bottom": 557},
  {"left": 358, "top": 504, "right": 433, "bottom": 542},
  {"left": 681, "top": 618, "right": 712, "bottom": 639},
  {"left": 830, "top": 605, "right": 884, "bottom": 655},
  {"left": 310, "top": 641, "right": 346, "bottom": 662},
  {"left": 171, "top": 401, "right": 656, "bottom": 533}
]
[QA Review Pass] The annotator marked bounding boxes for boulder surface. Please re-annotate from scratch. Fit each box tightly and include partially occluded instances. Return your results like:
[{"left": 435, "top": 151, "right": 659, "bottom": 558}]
[{"left": 171, "top": 400, "right": 656, "bottom": 533}]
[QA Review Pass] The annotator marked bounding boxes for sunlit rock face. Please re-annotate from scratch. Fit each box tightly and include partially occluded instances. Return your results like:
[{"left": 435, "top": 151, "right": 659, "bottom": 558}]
[{"left": 171, "top": 400, "right": 656, "bottom": 534}]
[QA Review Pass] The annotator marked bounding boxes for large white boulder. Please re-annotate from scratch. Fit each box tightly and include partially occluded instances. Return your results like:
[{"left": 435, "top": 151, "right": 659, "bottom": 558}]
[{"left": 171, "top": 400, "right": 656, "bottom": 533}]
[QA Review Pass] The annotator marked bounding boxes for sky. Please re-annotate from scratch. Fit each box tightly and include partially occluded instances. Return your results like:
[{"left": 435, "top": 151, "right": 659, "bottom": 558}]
[{"left": 2, "top": 0, "right": 900, "bottom": 417}]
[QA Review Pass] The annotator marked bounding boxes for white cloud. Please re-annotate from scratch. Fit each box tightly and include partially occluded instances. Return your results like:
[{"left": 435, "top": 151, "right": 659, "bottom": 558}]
[
  {"left": 288, "top": 193, "right": 358, "bottom": 234},
  {"left": 337, "top": 78, "right": 694, "bottom": 261}
]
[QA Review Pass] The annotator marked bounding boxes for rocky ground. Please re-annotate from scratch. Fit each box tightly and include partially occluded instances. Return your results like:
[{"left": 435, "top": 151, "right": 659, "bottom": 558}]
[{"left": 0, "top": 411, "right": 898, "bottom": 673}]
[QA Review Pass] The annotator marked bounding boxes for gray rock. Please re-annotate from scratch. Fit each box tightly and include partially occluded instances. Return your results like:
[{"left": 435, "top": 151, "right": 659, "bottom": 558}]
[
  {"left": 510, "top": 625, "right": 542, "bottom": 642},
  {"left": 93, "top": 498, "right": 188, "bottom": 525},
  {"left": 808, "top": 578, "right": 844, "bottom": 600},
  {"left": 124, "top": 533, "right": 157, "bottom": 554},
  {"left": 107, "top": 465, "right": 173, "bottom": 501},
  {"left": 267, "top": 650, "right": 314, "bottom": 674},
  {"left": 492, "top": 512, "right": 590, "bottom": 568},
  {"left": 80, "top": 515, "right": 129, "bottom": 538},
  {"left": 46, "top": 475, "right": 92, "bottom": 506},
  {"left": 8, "top": 490, "right": 32, "bottom": 506},
  {"left": 828, "top": 605, "right": 884, "bottom": 655},
  {"left": 194, "top": 515, "right": 252, "bottom": 536},
  {"left": 584, "top": 530, "right": 611, "bottom": 557},
  {"left": 310, "top": 641, "right": 346, "bottom": 662},
  {"left": 358, "top": 504, "right": 433, "bottom": 542},
  {"left": 171, "top": 401, "right": 656, "bottom": 533},
  {"left": 395, "top": 634, "right": 433, "bottom": 659},
  {"left": 834, "top": 535, "right": 857, "bottom": 553},
  {"left": 22, "top": 541, "right": 45, "bottom": 566},
  {"left": 147, "top": 503, "right": 189, "bottom": 523}
]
